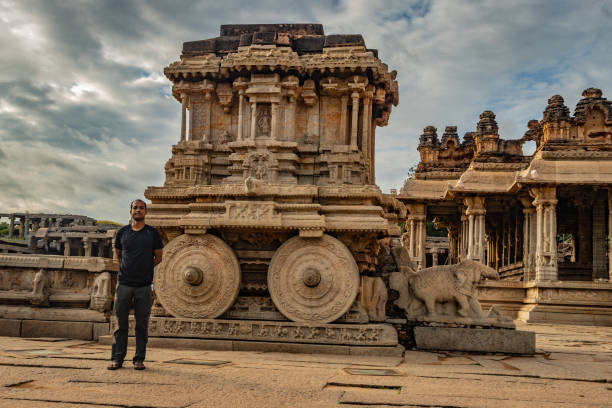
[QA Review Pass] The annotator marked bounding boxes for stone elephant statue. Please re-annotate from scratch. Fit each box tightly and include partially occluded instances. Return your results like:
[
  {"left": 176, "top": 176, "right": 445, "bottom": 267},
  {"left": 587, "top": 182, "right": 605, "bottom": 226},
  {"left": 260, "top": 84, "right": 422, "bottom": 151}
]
[{"left": 390, "top": 259, "right": 499, "bottom": 320}]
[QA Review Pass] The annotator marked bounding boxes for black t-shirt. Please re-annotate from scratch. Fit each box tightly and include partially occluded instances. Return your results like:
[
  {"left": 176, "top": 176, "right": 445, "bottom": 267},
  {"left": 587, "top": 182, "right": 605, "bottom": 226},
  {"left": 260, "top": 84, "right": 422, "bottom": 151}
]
[{"left": 114, "top": 224, "right": 163, "bottom": 287}]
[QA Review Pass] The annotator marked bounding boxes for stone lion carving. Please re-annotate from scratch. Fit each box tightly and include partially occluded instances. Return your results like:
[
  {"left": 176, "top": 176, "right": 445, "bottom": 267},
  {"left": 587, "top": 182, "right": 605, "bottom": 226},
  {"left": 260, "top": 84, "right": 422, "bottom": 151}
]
[
  {"left": 389, "top": 259, "right": 499, "bottom": 320},
  {"left": 30, "top": 268, "right": 50, "bottom": 306},
  {"left": 89, "top": 272, "right": 112, "bottom": 312}
]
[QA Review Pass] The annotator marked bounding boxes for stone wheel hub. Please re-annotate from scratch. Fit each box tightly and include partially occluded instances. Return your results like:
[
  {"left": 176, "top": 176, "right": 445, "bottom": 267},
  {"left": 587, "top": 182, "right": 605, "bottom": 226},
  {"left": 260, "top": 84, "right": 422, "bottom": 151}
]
[
  {"left": 302, "top": 268, "right": 321, "bottom": 287},
  {"left": 183, "top": 266, "right": 203, "bottom": 286},
  {"left": 154, "top": 234, "right": 240, "bottom": 319},
  {"left": 267, "top": 234, "right": 359, "bottom": 324}
]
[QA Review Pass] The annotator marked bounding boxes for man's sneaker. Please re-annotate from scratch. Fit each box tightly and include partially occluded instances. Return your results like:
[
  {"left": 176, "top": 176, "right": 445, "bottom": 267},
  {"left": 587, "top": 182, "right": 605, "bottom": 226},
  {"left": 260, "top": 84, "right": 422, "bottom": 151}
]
[
  {"left": 107, "top": 361, "right": 122, "bottom": 370},
  {"left": 133, "top": 361, "right": 146, "bottom": 370}
]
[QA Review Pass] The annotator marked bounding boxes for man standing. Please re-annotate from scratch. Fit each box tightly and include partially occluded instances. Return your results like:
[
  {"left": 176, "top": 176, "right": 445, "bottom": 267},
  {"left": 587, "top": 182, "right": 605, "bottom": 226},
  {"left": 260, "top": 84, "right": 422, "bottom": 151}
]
[{"left": 108, "top": 199, "right": 163, "bottom": 370}]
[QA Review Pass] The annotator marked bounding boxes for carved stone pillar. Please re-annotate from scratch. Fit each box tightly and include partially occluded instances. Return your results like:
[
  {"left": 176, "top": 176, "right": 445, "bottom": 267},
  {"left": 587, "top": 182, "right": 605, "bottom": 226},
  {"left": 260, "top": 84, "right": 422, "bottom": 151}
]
[
  {"left": 432, "top": 251, "right": 438, "bottom": 266},
  {"left": 188, "top": 94, "right": 194, "bottom": 141},
  {"left": 8, "top": 215, "right": 14, "bottom": 239},
  {"left": 250, "top": 100, "right": 257, "bottom": 140},
  {"left": 340, "top": 95, "right": 348, "bottom": 145},
  {"left": 237, "top": 90, "right": 245, "bottom": 140},
  {"left": 592, "top": 192, "right": 607, "bottom": 281},
  {"left": 459, "top": 212, "right": 468, "bottom": 261},
  {"left": 180, "top": 93, "right": 187, "bottom": 142},
  {"left": 271, "top": 101, "right": 279, "bottom": 140},
  {"left": 204, "top": 92, "right": 212, "bottom": 142},
  {"left": 83, "top": 237, "right": 91, "bottom": 257},
  {"left": 530, "top": 186, "right": 558, "bottom": 281},
  {"left": 523, "top": 209, "right": 533, "bottom": 279},
  {"left": 522, "top": 203, "right": 537, "bottom": 281},
  {"left": 286, "top": 96, "right": 296, "bottom": 141},
  {"left": 350, "top": 92, "right": 359, "bottom": 150},
  {"left": 361, "top": 92, "right": 370, "bottom": 153},
  {"left": 464, "top": 197, "right": 486, "bottom": 263},
  {"left": 447, "top": 224, "right": 459, "bottom": 264},
  {"left": 407, "top": 204, "right": 426, "bottom": 270},
  {"left": 23, "top": 214, "right": 30, "bottom": 241},
  {"left": 63, "top": 237, "right": 71, "bottom": 257}
]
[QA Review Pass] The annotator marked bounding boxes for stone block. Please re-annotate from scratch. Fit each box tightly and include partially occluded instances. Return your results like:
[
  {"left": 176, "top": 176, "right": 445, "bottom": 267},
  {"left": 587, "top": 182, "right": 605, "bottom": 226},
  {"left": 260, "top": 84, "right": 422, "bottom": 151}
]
[
  {"left": 93, "top": 322, "right": 109, "bottom": 340},
  {"left": 414, "top": 326, "right": 535, "bottom": 355},
  {"left": 21, "top": 320, "right": 93, "bottom": 340},
  {"left": 0, "top": 319, "right": 21, "bottom": 337}
]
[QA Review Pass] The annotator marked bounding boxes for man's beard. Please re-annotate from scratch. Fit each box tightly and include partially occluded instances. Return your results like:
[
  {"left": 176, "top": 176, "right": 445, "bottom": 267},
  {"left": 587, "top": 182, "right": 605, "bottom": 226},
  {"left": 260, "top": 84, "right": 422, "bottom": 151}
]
[{"left": 132, "top": 215, "right": 145, "bottom": 222}]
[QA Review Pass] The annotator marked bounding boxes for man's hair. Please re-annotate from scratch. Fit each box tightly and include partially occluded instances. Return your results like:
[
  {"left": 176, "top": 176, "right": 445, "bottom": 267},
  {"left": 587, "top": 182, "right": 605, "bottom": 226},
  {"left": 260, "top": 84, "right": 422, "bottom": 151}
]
[{"left": 130, "top": 199, "right": 147, "bottom": 210}]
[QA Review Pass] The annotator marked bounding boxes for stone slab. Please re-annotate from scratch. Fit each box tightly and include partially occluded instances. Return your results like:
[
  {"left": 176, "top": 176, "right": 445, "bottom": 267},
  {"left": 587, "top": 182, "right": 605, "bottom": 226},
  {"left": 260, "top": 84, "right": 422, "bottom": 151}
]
[
  {"left": 0, "top": 305, "right": 108, "bottom": 322},
  {"left": 0, "top": 318, "right": 21, "bottom": 337},
  {"left": 414, "top": 326, "right": 535, "bottom": 354},
  {"left": 21, "top": 320, "right": 93, "bottom": 340},
  {"left": 113, "top": 316, "right": 398, "bottom": 346}
]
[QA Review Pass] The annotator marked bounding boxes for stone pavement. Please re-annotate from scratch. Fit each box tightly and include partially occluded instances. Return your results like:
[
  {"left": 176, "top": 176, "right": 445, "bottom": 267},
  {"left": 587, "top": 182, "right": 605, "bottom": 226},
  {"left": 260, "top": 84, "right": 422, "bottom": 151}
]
[{"left": 0, "top": 322, "right": 610, "bottom": 408}]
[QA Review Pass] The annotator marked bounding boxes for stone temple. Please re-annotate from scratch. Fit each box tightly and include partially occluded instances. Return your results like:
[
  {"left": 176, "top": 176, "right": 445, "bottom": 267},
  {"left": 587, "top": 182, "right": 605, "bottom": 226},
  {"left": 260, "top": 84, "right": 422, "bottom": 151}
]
[{"left": 400, "top": 88, "right": 612, "bottom": 326}]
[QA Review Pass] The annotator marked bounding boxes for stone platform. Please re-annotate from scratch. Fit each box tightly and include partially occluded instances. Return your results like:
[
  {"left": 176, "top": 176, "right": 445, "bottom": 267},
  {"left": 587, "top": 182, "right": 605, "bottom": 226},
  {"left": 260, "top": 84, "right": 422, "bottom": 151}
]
[
  {"left": 98, "top": 316, "right": 403, "bottom": 356},
  {"left": 479, "top": 280, "right": 612, "bottom": 326}
]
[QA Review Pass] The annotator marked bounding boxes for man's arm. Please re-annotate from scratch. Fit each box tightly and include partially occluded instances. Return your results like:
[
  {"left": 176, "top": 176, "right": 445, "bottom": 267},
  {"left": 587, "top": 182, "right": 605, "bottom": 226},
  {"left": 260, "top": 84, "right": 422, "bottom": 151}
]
[
  {"left": 114, "top": 248, "right": 121, "bottom": 262},
  {"left": 153, "top": 249, "right": 163, "bottom": 266}
]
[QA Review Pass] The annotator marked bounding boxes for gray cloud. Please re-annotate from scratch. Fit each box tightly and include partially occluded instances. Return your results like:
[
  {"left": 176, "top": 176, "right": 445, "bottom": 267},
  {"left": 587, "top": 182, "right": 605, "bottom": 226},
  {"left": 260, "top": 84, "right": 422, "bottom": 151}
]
[{"left": 0, "top": 0, "right": 610, "bottom": 221}]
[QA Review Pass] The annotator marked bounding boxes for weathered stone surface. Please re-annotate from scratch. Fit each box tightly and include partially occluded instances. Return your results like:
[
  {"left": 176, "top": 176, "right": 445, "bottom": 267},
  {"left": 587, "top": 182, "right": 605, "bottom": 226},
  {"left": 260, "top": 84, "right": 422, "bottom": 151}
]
[
  {"left": 21, "top": 320, "right": 93, "bottom": 340},
  {"left": 414, "top": 326, "right": 535, "bottom": 354},
  {"left": 0, "top": 318, "right": 21, "bottom": 336},
  {"left": 113, "top": 316, "right": 398, "bottom": 346},
  {"left": 92, "top": 322, "right": 109, "bottom": 340}
]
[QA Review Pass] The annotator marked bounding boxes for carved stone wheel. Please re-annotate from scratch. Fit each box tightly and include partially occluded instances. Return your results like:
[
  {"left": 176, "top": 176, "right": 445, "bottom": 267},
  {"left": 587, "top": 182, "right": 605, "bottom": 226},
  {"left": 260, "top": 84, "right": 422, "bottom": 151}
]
[
  {"left": 154, "top": 234, "right": 240, "bottom": 319},
  {"left": 267, "top": 234, "right": 359, "bottom": 324}
]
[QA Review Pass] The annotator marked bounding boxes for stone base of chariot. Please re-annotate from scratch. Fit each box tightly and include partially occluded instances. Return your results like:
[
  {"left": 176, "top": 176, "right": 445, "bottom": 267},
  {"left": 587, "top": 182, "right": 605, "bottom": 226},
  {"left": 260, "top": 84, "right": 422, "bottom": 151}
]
[{"left": 99, "top": 316, "right": 404, "bottom": 356}]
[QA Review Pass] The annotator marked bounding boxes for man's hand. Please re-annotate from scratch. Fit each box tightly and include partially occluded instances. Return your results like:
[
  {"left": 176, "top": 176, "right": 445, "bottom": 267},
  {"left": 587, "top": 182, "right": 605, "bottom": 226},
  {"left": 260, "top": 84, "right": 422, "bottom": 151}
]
[{"left": 154, "top": 249, "right": 163, "bottom": 266}]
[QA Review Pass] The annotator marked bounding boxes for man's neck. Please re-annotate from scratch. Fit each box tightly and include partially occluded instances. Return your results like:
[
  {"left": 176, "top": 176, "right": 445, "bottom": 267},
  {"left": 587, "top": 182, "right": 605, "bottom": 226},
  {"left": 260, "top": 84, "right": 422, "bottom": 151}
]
[{"left": 131, "top": 220, "right": 145, "bottom": 231}]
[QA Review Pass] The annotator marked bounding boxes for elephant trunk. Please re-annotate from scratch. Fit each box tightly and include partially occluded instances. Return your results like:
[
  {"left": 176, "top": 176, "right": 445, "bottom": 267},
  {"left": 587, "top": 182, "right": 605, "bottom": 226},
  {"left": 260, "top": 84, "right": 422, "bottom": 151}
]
[{"left": 481, "top": 265, "right": 500, "bottom": 280}]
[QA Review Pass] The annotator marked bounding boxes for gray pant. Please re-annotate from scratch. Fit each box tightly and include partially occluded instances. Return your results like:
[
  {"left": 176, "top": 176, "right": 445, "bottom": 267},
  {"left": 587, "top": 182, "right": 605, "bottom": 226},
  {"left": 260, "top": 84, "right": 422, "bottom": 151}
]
[{"left": 111, "top": 284, "right": 152, "bottom": 364}]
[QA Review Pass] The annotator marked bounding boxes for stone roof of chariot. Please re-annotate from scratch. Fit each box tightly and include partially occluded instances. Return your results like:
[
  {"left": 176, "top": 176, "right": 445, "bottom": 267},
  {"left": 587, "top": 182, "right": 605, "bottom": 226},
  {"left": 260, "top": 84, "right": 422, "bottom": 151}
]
[{"left": 163, "top": 23, "right": 398, "bottom": 102}]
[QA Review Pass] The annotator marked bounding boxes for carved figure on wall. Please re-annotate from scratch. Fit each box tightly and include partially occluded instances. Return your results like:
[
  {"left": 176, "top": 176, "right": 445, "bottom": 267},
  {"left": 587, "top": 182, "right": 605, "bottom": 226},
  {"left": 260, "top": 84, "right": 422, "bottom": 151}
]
[
  {"left": 256, "top": 104, "right": 271, "bottom": 137},
  {"left": 30, "top": 268, "right": 50, "bottom": 306},
  {"left": 390, "top": 259, "right": 499, "bottom": 320},
  {"left": 90, "top": 272, "right": 112, "bottom": 312},
  {"left": 360, "top": 276, "right": 387, "bottom": 322},
  {"left": 219, "top": 130, "right": 231, "bottom": 144},
  {"left": 244, "top": 151, "right": 276, "bottom": 181}
]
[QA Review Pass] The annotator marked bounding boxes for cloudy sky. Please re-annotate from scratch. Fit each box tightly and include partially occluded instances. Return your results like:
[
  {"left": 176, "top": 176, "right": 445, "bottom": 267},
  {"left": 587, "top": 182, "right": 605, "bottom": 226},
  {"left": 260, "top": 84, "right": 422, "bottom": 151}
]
[{"left": 0, "top": 0, "right": 610, "bottom": 222}]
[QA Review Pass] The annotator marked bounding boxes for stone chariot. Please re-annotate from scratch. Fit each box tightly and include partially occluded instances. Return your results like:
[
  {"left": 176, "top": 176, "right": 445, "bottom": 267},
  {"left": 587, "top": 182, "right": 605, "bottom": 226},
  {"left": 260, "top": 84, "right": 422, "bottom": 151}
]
[{"left": 143, "top": 24, "right": 402, "bottom": 346}]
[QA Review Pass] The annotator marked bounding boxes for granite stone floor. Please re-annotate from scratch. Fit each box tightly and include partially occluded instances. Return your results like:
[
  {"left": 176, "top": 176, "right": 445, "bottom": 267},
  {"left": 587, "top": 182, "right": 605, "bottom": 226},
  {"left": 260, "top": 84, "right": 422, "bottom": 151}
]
[{"left": 0, "top": 322, "right": 610, "bottom": 408}]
